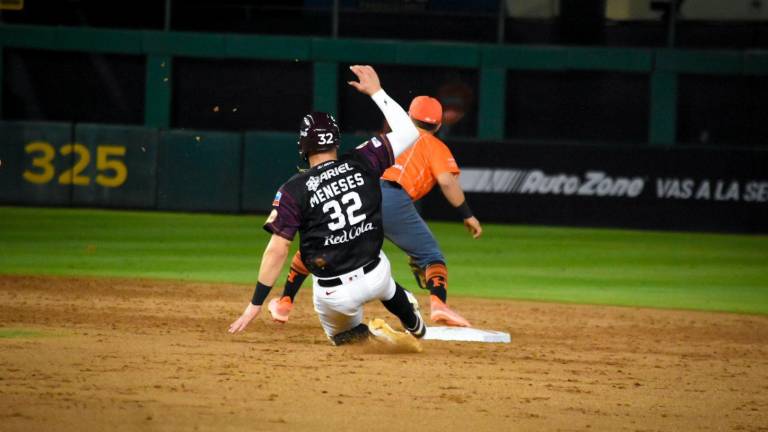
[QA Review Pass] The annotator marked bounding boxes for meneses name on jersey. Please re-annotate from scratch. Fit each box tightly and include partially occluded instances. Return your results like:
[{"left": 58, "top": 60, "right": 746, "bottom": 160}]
[{"left": 308, "top": 162, "right": 366, "bottom": 208}]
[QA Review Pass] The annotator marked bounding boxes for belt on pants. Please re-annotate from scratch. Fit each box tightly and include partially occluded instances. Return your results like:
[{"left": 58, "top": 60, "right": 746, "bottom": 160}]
[{"left": 316, "top": 257, "right": 381, "bottom": 288}]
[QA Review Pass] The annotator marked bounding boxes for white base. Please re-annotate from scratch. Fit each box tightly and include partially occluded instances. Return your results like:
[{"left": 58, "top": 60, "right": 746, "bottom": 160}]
[{"left": 423, "top": 326, "right": 511, "bottom": 343}]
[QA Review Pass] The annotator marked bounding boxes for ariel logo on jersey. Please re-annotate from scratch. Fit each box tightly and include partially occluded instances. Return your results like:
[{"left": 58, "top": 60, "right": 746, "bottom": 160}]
[
  {"left": 272, "top": 191, "right": 282, "bottom": 206},
  {"left": 306, "top": 176, "right": 320, "bottom": 192}
]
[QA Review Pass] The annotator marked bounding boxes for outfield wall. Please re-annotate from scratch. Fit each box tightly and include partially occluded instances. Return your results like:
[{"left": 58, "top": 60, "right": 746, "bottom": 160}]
[
  {"left": 421, "top": 140, "right": 768, "bottom": 233},
  {"left": 0, "top": 121, "right": 364, "bottom": 213},
  {"left": 2, "top": 120, "right": 766, "bottom": 233}
]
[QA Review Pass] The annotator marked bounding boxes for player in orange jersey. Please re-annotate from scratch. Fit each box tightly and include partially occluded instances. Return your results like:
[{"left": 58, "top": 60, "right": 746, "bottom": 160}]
[{"left": 269, "top": 96, "right": 482, "bottom": 327}]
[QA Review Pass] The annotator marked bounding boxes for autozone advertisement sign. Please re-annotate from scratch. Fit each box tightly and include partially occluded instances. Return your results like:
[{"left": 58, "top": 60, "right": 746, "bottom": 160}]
[
  {"left": 420, "top": 141, "right": 768, "bottom": 233},
  {"left": 460, "top": 169, "right": 768, "bottom": 203}
]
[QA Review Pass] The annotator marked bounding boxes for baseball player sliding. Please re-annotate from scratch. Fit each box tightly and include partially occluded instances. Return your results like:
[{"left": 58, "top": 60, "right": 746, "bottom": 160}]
[
  {"left": 229, "top": 65, "right": 426, "bottom": 347},
  {"left": 268, "top": 96, "right": 481, "bottom": 327}
]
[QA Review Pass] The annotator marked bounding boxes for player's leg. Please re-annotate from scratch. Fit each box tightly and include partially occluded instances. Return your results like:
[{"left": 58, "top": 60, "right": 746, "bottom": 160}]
[
  {"left": 380, "top": 182, "right": 469, "bottom": 326},
  {"left": 380, "top": 282, "right": 426, "bottom": 338},
  {"left": 380, "top": 181, "right": 445, "bottom": 287},
  {"left": 363, "top": 252, "right": 425, "bottom": 338},
  {"left": 268, "top": 251, "right": 309, "bottom": 323},
  {"left": 408, "top": 256, "right": 427, "bottom": 290},
  {"left": 312, "top": 256, "right": 418, "bottom": 347},
  {"left": 315, "top": 253, "right": 422, "bottom": 350},
  {"left": 422, "top": 260, "right": 471, "bottom": 327},
  {"left": 311, "top": 277, "right": 367, "bottom": 346},
  {"left": 283, "top": 252, "right": 309, "bottom": 301}
]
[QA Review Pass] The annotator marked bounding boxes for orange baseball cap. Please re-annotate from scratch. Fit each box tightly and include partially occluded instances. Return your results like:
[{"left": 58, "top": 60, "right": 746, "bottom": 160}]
[{"left": 408, "top": 96, "right": 443, "bottom": 125}]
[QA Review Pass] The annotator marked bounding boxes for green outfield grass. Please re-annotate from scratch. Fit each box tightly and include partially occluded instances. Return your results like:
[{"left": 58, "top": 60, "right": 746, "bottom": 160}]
[
  {"left": 0, "top": 328, "right": 48, "bottom": 339},
  {"left": 1, "top": 206, "right": 767, "bottom": 314}
]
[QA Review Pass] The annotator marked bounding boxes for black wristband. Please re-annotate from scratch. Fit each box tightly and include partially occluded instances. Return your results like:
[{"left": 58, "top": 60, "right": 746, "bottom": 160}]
[
  {"left": 455, "top": 200, "right": 473, "bottom": 219},
  {"left": 251, "top": 282, "right": 272, "bottom": 306}
]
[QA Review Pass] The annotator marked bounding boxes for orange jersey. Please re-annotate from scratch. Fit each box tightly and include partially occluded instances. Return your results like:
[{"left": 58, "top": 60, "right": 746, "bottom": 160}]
[{"left": 381, "top": 131, "right": 460, "bottom": 201}]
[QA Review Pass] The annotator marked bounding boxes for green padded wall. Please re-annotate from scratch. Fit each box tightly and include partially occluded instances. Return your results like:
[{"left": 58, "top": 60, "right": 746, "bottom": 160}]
[
  {"left": 0, "top": 121, "right": 73, "bottom": 205},
  {"left": 72, "top": 123, "right": 159, "bottom": 208},
  {"left": 157, "top": 129, "right": 242, "bottom": 212},
  {"left": 241, "top": 132, "right": 298, "bottom": 212},
  {"left": 240, "top": 131, "right": 372, "bottom": 212}
]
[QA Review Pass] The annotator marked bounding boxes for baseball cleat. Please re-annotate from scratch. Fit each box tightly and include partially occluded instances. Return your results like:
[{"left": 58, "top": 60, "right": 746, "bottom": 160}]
[
  {"left": 408, "top": 257, "right": 427, "bottom": 290},
  {"left": 368, "top": 318, "right": 423, "bottom": 353},
  {"left": 330, "top": 323, "right": 370, "bottom": 346},
  {"left": 430, "top": 295, "right": 471, "bottom": 327},
  {"left": 403, "top": 289, "right": 426, "bottom": 338},
  {"left": 267, "top": 296, "right": 293, "bottom": 323}
]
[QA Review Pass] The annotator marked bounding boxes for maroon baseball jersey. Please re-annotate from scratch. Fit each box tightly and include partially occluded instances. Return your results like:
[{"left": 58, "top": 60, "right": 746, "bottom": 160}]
[{"left": 264, "top": 135, "right": 395, "bottom": 277}]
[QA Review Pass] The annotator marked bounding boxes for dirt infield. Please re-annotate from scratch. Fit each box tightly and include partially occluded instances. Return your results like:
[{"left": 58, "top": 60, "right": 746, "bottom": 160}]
[{"left": 1, "top": 275, "right": 767, "bottom": 431}]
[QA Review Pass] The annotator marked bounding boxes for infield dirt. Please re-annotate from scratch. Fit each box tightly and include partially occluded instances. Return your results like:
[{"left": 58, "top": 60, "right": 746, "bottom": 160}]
[{"left": 1, "top": 275, "right": 767, "bottom": 431}]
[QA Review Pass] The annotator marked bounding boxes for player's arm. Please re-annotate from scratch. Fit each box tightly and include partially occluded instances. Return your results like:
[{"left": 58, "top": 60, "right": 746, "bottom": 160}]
[
  {"left": 348, "top": 65, "right": 419, "bottom": 158},
  {"left": 228, "top": 234, "right": 292, "bottom": 333},
  {"left": 255, "top": 234, "right": 292, "bottom": 287},
  {"left": 436, "top": 172, "right": 483, "bottom": 239}
]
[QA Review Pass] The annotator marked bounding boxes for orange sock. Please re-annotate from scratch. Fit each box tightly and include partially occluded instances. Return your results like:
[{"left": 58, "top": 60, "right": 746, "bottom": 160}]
[
  {"left": 425, "top": 262, "right": 448, "bottom": 302},
  {"left": 283, "top": 251, "right": 309, "bottom": 300}
]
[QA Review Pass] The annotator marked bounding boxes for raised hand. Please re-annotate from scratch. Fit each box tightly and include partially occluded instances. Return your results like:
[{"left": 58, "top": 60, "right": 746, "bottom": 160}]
[{"left": 347, "top": 65, "right": 382, "bottom": 96}]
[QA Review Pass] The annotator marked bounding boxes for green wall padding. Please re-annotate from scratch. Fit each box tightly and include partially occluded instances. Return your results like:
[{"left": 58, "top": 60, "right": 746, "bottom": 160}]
[
  {"left": 157, "top": 129, "right": 242, "bottom": 212},
  {"left": 0, "top": 121, "right": 73, "bottom": 205},
  {"left": 72, "top": 123, "right": 159, "bottom": 208}
]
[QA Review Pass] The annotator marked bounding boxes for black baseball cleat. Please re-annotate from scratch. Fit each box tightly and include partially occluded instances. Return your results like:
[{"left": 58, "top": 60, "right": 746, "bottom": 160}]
[
  {"left": 406, "top": 313, "right": 426, "bottom": 339},
  {"left": 404, "top": 290, "right": 426, "bottom": 339},
  {"left": 330, "top": 323, "right": 370, "bottom": 346}
]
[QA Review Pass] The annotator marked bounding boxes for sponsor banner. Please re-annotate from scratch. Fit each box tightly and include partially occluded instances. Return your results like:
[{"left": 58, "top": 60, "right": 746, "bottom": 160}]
[
  {"left": 460, "top": 169, "right": 646, "bottom": 198},
  {"left": 421, "top": 141, "right": 768, "bottom": 233}
]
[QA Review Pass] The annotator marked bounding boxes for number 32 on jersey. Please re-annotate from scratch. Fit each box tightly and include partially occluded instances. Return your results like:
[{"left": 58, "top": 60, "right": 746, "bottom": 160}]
[{"left": 322, "top": 191, "right": 366, "bottom": 231}]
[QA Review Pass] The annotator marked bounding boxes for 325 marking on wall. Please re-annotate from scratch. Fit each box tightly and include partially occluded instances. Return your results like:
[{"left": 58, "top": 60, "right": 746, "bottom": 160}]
[{"left": 23, "top": 141, "right": 128, "bottom": 188}]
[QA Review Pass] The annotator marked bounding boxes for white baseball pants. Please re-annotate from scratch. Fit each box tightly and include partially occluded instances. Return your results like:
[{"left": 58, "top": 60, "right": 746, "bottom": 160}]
[{"left": 312, "top": 251, "right": 396, "bottom": 337}]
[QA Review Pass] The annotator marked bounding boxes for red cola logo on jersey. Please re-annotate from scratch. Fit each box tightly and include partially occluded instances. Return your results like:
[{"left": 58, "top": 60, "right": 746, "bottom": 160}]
[{"left": 323, "top": 221, "right": 375, "bottom": 246}]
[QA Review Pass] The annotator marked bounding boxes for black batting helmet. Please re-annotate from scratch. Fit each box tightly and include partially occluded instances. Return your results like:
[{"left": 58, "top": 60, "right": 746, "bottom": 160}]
[{"left": 298, "top": 112, "right": 340, "bottom": 160}]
